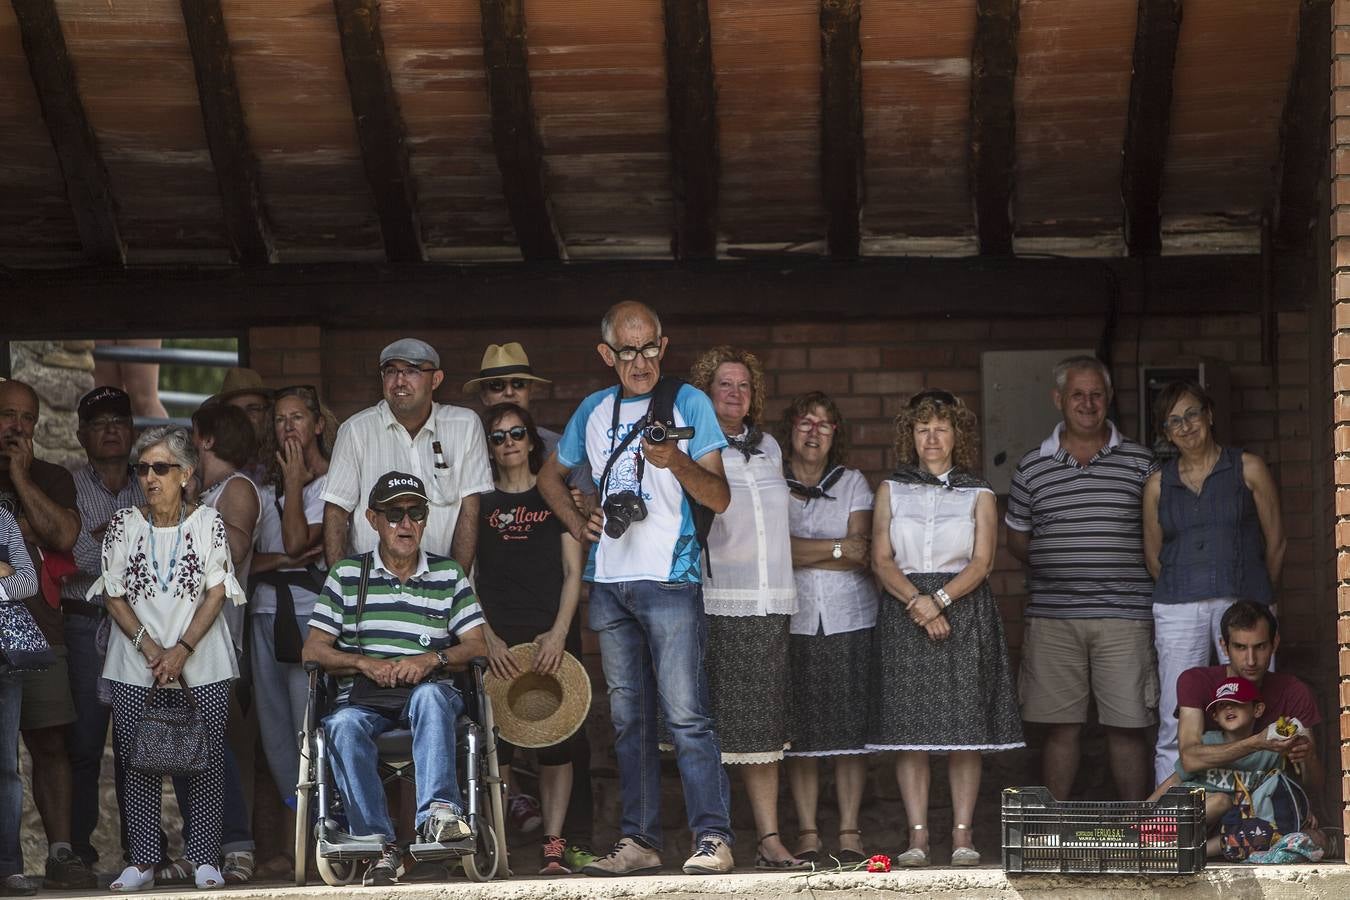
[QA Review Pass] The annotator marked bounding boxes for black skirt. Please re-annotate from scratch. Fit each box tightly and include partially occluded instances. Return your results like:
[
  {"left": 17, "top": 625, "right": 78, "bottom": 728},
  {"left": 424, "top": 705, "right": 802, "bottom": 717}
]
[
  {"left": 866, "top": 574, "right": 1024, "bottom": 751},
  {"left": 706, "top": 613, "right": 791, "bottom": 763},
  {"left": 785, "top": 625, "right": 872, "bottom": 756}
]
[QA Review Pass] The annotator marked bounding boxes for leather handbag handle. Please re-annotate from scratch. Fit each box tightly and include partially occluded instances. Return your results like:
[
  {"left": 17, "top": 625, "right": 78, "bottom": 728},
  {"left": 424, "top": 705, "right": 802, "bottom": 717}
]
[{"left": 144, "top": 673, "right": 197, "bottom": 710}]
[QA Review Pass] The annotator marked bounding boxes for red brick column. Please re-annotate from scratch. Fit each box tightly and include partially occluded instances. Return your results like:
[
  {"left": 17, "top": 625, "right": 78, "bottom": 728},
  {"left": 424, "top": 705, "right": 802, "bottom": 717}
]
[{"left": 1335, "top": 0, "right": 1350, "bottom": 861}]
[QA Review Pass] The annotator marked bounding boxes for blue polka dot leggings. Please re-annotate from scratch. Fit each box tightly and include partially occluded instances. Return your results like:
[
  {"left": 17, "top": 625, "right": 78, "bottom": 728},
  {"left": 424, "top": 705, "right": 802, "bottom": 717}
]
[{"left": 110, "top": 680, "right": 230, "bottom": 868}]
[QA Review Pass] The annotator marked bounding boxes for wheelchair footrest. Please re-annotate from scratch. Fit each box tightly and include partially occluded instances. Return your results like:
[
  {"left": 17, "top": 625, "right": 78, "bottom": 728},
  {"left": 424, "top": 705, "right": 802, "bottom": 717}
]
[{"left": 408, "top": 838, "right": 475, "bottom": 861}]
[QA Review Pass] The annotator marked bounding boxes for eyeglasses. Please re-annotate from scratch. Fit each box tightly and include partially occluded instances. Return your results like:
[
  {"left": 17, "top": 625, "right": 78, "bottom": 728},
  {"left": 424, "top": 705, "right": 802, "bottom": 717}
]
[
  {"left": 488, "top": 425, "right": 529, "bottom": 446},
  {"left": 607, "top": 342, "right": 661, "bottom": 362},
  {"left": 133, "top": 462, "right": 182, "bottom": 477},
  {"left": 485, "top": 378, "right": 529, "bottom": 393},
  {"left": 794, "top": 417, "right": 836, "bottom": 436},
  {"left": 380, "top": 364, "right": 436, "bottom": 380},
  {"left": 1163, "top": 407, "right": 1204, "bottom": 433},
  {"left": 908, "top": 389, "right": 957, "bottom": 409},
  {"left": 378, "top": 505, "right": 429, "bottom": 525},
  {"left": 85, "top": 415, "right": 131, "bottom": 430}
]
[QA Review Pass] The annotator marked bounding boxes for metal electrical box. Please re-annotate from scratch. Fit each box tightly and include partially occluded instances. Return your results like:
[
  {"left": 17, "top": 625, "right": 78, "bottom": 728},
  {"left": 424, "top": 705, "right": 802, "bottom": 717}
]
[{"left": 981, "top": 349, "right": 1094, "bottom": 495}]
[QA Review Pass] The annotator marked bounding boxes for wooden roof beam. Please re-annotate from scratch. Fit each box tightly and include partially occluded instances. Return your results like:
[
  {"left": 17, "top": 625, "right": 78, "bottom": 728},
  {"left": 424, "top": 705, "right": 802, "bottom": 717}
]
[
  {"left": 181, "top": 0, "right": 274, "bottom": 265},
  {"left": 11, "top": 0, "right": 123, "bottom": 265},
  {"left": 1273, "top": 0, "right": 1332, "bottom": 253},
  {"left": 333, "top": 0, "right": 424, "bottom": 263},
  {"left": 661, "top": 0, "right": 719, "bottom": 260},
  {"left": 970, "top": 0, "right": 1019, "bottom": 256},
  {"left": 480, "top": 0, "right": 563, "bottom": 262},
  {"left": 1121, "top": 0, "right": 1183, "bottom": 257},
  {"left": 820, "top": 0, "right": 864, "bottom": 260}
]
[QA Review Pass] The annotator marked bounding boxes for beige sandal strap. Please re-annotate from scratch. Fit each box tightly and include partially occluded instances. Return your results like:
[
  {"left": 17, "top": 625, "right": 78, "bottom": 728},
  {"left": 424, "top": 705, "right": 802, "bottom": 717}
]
[{"left": 911, "top": 824, "right": 926, "bottom": 831}]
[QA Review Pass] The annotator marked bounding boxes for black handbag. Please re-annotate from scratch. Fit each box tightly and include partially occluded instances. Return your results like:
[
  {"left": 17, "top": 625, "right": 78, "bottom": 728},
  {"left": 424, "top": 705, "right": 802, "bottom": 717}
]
[
  {"left": 345, "top": 553, "right": 412, "bottom": 717},
  {"left": 0, "top": 600, "right": 56, "bottom": 673},
  {"left": 128, "top": 676, "right": 212, "bottom": 777}
]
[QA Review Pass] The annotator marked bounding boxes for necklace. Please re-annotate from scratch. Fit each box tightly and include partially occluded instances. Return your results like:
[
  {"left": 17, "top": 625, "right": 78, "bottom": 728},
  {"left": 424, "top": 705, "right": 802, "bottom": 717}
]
[
  {"left": 150, "top": 502, "right": 186, "bottom": 591},
  {"left": 1180, "top": 446, "right": 1221, "bottom": 495}
]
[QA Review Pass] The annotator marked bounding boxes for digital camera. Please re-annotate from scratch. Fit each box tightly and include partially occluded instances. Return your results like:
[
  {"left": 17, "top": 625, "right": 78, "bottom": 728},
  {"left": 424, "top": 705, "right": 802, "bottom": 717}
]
[
  {"left": 642, "top": 422, "right": 695, "bottom": 444},
  {"left": 602, "top": 490, "right": 648, "bottom": 539}
]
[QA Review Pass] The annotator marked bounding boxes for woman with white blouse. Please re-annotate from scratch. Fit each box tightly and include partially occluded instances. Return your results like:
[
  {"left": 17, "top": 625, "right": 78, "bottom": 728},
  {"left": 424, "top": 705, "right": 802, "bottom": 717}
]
[
  {"left": 690, "top": 347, "right": 804, "bottom": 870},
  {"left": 89, "top": 426, "right": 246, "bottom": 892},
  {"left": 780, "top": 392, "right": 876, "bottom": 866},
  {"left": 868, "top": 390, "right": 1023, "bottom": 868}
]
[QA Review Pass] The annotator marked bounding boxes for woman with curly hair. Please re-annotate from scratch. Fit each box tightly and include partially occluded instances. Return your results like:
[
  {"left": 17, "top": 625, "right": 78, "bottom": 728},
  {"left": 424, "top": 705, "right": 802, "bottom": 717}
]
[
  {"left": 867, "top": 390, "right": 1023, "bottom": 868},
  {"left": 689, "top": 347, "right": 804, "bottom": 869},
  {"left": 779, "top": 391, "right": 876, "bottom": 865}
]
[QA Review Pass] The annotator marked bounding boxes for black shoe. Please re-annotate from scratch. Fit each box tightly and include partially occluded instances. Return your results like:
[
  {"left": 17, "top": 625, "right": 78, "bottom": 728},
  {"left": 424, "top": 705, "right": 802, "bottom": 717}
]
[
  {"left": 0, "top": 875, "right": 37, "bottom": 897},
  {"left": 45, "top": 848, "right": 97, "bottom": 890},
  {"left": 363, "top": 845, "right": 403, "bottom": 886}
]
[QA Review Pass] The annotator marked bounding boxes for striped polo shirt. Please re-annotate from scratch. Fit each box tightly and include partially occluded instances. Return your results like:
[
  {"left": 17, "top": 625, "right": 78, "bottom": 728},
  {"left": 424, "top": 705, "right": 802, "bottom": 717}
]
[
  {"left": 309, "top": 549, "right": 484, "bottom": 703},
  {"left": 1005, "top": 422, "right": 1156, "bottom": 620}
]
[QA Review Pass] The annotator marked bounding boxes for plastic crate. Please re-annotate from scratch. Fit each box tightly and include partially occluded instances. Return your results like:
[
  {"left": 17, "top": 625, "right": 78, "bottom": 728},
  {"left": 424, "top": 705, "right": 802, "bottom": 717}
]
[{"left": 1002, "top": 786, "right": 1206, "bottom": 874}]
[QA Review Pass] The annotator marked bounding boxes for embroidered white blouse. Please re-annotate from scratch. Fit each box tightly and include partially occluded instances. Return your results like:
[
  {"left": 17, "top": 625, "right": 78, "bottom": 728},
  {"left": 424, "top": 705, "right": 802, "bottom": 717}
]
[
  {"left": 89, "top": 505, "right": 246, "bottom": 688},
  {"left": 787, "top": 468, "right": 879, "bottom": 637},
  {"left": 703, "top": 433, "right": 797, "bottom": 617},
  {"left": 885, "top": 475, "right": 993, "bottom": 574}
]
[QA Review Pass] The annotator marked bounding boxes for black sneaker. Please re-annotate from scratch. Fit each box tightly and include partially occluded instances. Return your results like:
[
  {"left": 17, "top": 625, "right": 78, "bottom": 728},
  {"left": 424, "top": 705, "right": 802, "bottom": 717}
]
[
  {"left": 0, "top": 874, "right": 37, "bottom": 897},
  {"left": 45, "top": 848, "right": 97, "bottom": 890},
  {"left": 363, "top": 845, "right": 403, "bottom": 886}
]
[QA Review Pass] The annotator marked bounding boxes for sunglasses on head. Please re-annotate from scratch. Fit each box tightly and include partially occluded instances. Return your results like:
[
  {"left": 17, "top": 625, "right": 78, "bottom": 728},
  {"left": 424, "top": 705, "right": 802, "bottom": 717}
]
[
  {"left": 133, "top": 462, "right": 182, "bottom": 477},
  {"left": 908, "top": 389, "right": 957, "bottom": 409},
  {"left": 378, "top": 505, "right": 429, "bottom": 525},
  {"left": 485, "top": 378, "right": 529, "bottom": 393},
  {"left": 275, "top": 384, "right": 317, "bottom": 401},
  {"left": 488, "top": 425, "right": 529, "bottom": 446}
]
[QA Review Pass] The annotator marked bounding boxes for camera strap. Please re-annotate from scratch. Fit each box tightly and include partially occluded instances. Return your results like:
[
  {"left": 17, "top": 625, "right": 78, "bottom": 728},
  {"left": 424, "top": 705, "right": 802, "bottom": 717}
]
[{"left": 598, "top": 387, "right": 651, "bottom": 498}]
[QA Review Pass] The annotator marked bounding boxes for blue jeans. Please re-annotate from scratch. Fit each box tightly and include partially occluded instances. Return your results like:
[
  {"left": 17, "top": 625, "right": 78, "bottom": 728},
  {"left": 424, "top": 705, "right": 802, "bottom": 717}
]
[
  {"left": 65, "top": 613, "right": 112, "bottom": 864},
  {"left": 0, "top": 671, "right": 23, "bottom": 877},
  {"left": 324, "top": 681, "right": 465, "bottom": 842},
  {"left": 588, "top": 580, "right": 731, "bottom": 849}
]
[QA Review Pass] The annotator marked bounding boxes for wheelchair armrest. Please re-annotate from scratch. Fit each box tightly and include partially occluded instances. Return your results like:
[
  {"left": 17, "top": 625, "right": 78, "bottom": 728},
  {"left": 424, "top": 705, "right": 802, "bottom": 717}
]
[
  {"left": 304, "top": 660, "right": 321, "bottom": 673},
  {"left": 468, "top": 656, "right": 489, "bottom": 675}
]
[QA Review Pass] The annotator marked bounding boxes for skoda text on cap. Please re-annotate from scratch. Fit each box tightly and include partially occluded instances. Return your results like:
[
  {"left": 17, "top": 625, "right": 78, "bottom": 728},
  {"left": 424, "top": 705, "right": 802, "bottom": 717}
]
[
  {"left": 78, "top": 386, "right": 133, "bottom": 423},
  {"left": 379, "top": 338, "right": 440, "bottom": 370},
  {"left": 1206, "top": 676, "right": 1261, "bottom": 711},
  {"left": 368, "top": 471, "right": 430, "bottom": 508}
]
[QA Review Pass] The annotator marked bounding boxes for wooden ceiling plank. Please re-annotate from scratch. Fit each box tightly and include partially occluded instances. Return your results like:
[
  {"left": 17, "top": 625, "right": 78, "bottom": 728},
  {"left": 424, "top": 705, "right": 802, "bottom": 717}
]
[
  {"left": 332, "top": 0, "right": 424, "bottom": 263},
  {"left": 480, "top": 0, "right": 563, "bottom": 262},
  {"left": 10, "top": 0, "right": 123, "bottom": 265},
  {"left": 1121, "top": 0, "right": 1183, "bottom": 257},
  {"left": 1272, "top": 0, "right": 1331, "bottom": 253},
  {"left": 661, "top": 0, "right": 719, "bottom": 260},
  {"left": 820, "top": 0, "right": 863, "bottom": 260},
  {"left": 970, "top": 0, "right": 1019, "bottom": 256},
  {"left": 180, "top": 0, "right": 273, "bottom": 265}
]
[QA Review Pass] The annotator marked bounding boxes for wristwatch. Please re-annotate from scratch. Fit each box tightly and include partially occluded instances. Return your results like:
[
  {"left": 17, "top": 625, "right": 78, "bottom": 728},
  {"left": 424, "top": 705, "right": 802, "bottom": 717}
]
[
  {"left": 831, "top": 539, "right": 843, "bottom": 560},
  {"left": 934, "top": 587, "right": 953, "bottom": 608},
  {"left": 434, "top": 649, "right": 449, "bottom": 671}
]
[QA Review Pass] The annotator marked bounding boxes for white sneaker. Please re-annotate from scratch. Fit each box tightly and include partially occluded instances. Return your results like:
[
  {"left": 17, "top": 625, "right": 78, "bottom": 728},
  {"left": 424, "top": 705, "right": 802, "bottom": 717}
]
[{"left": 683, "top": 836, "right": 734, "bottom": 875}]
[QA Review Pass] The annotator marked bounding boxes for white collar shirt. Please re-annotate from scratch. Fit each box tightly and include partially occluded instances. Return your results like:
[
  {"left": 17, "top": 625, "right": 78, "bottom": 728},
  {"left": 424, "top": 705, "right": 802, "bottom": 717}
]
[{"left": 787, "top": 467, "right": 879, "bottom": 636}]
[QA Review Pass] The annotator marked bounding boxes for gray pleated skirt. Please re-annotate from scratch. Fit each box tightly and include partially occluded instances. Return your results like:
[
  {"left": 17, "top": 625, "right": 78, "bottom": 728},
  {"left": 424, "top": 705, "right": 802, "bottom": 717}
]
[{"left": 785, "top": 625, "right": 873, "bottom": 756}]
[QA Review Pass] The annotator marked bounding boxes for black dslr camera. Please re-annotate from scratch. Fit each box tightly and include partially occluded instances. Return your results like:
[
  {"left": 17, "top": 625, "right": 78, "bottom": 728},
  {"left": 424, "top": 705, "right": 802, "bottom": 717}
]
[
  {"left": 642, "top": 422, "right": 695, "bottom": 444},
  {"left": 602, "top": 490, "right": 647, "bottom": 539}
]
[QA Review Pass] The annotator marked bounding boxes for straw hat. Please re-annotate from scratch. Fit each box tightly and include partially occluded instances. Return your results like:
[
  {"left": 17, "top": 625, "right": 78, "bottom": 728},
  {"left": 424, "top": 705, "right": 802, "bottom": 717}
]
[
  {"left": 211, "top": 367, "right": 272, "bottom": 404},
  {"left": 462, "top": 343, "right": 552, "bottom": 393},
  {"left": 484, "top": 644, "right": 592, "bottom": 748}
]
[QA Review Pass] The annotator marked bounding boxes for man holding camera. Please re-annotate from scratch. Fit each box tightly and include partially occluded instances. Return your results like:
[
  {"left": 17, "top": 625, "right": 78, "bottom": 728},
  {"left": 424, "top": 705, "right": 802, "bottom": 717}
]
[{"left": 538, "top": 301, "right": 733, "bottom": 876}]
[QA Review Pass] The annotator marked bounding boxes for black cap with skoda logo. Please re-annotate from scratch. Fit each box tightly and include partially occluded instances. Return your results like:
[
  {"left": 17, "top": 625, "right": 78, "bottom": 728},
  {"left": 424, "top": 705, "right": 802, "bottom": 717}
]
[{"left": 368, "top": 471, "right": 429, "bottom": 508}]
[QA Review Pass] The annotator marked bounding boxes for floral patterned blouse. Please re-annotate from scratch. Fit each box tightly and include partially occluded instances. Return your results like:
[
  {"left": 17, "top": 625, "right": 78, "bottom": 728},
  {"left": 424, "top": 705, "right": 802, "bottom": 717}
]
[{"left": 88, "top": 504, "right": 246, "bottom": 688}]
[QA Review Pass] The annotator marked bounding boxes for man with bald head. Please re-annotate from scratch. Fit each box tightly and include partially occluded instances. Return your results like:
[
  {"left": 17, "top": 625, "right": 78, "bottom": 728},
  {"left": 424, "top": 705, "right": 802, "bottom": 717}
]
[{"left": 538, "top": 301, "right": 734, "bottom": 877}]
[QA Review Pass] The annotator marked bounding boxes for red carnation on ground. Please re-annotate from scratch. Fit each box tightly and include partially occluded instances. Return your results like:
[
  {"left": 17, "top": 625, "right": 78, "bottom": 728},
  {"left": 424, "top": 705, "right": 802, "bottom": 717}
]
[{"left": 866, "top": 854, "right": 892, "bottom": 873}]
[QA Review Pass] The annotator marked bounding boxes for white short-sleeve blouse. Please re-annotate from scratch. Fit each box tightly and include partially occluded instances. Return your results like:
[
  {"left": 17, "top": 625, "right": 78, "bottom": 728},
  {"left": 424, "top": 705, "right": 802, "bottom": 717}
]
[{"left": 788, "top": 468, "right": 879, "bottom": 637}]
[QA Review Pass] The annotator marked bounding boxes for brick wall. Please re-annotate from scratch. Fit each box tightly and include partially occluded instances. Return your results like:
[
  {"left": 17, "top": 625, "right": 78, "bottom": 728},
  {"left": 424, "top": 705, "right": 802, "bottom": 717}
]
[{"left": 1335, "top": 0, "right": 1350, "bottom": 860}]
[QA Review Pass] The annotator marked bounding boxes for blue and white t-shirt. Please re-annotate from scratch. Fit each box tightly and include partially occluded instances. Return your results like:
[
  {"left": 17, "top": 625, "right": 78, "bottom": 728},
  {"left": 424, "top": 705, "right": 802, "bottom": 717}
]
[{"left": 557, "top": 383, "right": 726, "bottom": 584}]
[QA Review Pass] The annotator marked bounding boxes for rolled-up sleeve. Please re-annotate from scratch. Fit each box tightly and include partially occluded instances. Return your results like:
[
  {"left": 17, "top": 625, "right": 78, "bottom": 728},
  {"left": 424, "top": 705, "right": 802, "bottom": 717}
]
[
  {"left": 204, "top": 512, "right": 247, "bottom": 606},
  {"left": 321, "top": 419, "right": 362, "bottom": 513}
]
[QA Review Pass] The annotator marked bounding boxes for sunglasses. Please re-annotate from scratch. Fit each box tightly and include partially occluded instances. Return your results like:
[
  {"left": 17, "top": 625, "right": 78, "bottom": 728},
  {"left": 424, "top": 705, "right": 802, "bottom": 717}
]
[
  {"left": 793, "top": 417, "right": 836, "bottom": 436},
  {"left": 908, "top": 389, "right": 957, "bottom": 409},
  {"left": 485, "top": 378, "right": 530, "bottom": 393},
  {"left": 378, "top": 505, "right": 429, "bottom": 525},
  {"left": 488, "top": 425, "right": 529, "bottom": 446},
  {"left": 607, "top": 342, "right": 661, "bottom": 362},
  {"left": 133, "top": 462, "right": 183, "bottom": 477}
]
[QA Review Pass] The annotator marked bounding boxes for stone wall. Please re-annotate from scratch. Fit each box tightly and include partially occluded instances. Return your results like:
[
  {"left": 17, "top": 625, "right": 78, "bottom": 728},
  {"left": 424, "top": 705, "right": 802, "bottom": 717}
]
[{"left": 8, "top": 339, "right": 95, "bottom": 470}]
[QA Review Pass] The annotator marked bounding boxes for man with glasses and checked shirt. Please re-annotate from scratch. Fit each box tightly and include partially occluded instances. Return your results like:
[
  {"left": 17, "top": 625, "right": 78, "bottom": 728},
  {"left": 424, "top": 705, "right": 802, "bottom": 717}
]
[{"left": 323, "top": 339, "right": 493, "bottom": 571}]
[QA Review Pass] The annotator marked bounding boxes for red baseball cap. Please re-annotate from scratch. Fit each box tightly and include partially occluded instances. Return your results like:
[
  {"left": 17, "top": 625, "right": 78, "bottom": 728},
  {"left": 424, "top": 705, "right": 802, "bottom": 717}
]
[{"left": 1206, "top": 676, "right": 1261, "bottom": 712}]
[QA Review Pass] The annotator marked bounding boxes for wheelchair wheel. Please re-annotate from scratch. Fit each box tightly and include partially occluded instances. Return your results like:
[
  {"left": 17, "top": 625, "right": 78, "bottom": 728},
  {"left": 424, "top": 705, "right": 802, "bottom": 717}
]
[
  {"left": 292, "top": 781, "right": 310, "bottom": 886},
  {"left": 461, "top": 814, "right": 504, "bottom": 882},
  {"left": 316, "top": 853, "right": 361, "bottom": 887}
]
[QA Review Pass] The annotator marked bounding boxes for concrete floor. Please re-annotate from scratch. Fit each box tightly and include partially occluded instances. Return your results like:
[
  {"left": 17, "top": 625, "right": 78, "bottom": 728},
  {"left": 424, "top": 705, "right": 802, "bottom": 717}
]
[{"left": 22, "top": 865, "right": 1350, "bottom": 899}]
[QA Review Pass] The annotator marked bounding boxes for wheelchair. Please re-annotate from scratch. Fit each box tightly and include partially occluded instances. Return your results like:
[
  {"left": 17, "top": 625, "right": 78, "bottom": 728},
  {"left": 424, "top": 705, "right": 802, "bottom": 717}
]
[{"left": 292, "top": 658, "right": 510, "bottom": 886}]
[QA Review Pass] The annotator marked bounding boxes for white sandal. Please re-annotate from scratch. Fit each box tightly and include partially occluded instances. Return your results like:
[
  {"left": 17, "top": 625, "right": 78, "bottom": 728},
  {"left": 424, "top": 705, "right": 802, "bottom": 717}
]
[
  {"left": 951, "top": 824, "right": 980, "bottom": 866},
  {"left": 110, "top": 865, "right": 155, "bottom": 892},
  {"left": 194, "top": 864, "right": 225, "bottom": 890},
  {"left": 894, "top": 824, "right": 930, "bottom": 868}
]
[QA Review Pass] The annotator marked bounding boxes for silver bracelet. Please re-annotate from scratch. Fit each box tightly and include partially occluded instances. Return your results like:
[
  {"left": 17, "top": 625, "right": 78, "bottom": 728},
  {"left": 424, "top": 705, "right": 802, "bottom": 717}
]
[
  {"left": 934, "top": 587, "right": 953, "bottom": 608},
  {"left": 132, "top": 625, "right": 147, "bottom": 650}
]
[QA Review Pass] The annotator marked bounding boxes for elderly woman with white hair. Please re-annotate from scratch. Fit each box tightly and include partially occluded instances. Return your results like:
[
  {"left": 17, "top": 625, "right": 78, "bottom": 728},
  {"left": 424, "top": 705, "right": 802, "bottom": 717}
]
[{"left": 88, "top": 426, "right": 246, "bottom": 892}]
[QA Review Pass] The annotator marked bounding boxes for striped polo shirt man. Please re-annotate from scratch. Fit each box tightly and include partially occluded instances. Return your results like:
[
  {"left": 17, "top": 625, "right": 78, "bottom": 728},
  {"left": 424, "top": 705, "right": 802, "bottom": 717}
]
[
  {"left": 1006, "top": 422, "right": 1156, "bottom": 621},
  {"left": 310, "top": 550, "right": 483, "bottom": 704}
]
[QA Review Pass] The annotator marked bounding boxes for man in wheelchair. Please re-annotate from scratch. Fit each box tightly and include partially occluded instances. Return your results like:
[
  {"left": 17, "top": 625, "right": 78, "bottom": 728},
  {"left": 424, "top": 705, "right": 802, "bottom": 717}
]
[{"left": 303, "top": 471, "right": 487, "bottom": 885}]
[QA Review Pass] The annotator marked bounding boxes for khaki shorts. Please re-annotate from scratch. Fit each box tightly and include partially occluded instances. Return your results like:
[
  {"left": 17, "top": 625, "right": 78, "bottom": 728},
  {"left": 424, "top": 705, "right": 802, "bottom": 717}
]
[
  {"left": 1019, "top": 617, "right": 1158, "bottom": 728},
  {"left": 20, "top": 644, "right": 77, "bottom": 731}
]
